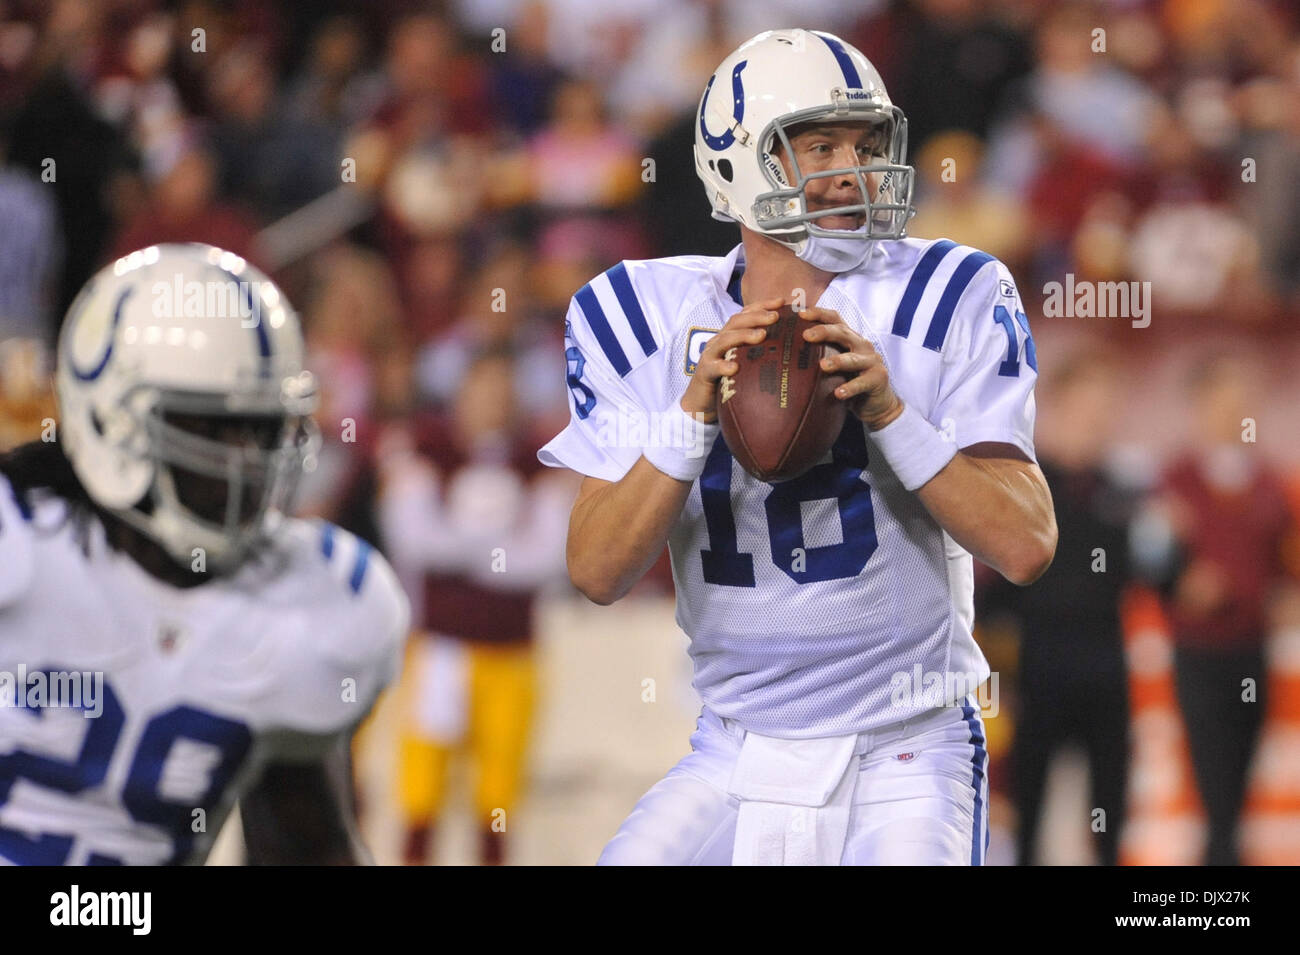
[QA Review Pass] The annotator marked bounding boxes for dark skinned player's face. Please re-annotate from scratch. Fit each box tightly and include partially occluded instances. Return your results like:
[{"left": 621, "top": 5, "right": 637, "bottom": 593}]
[{"left": 162, "top": 411, "right": 286, "bottom": 525}]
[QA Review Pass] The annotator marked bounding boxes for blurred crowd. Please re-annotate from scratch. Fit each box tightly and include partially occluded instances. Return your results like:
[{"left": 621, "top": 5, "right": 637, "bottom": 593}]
[
  {"left": 1, "top": 0, "right": 1298, "bottom": 865},
  {"left": 3, "top": 0, "right": 1300, "bottom": 429}
]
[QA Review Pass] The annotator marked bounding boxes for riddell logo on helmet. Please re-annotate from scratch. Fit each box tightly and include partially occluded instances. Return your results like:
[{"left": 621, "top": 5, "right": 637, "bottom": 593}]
[{"left": 150, "top": 273, "right": 276, "bottom": 328}]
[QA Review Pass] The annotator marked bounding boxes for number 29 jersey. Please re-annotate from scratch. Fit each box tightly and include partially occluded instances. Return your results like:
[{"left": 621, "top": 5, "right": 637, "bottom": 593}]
[
  {"left": 539, "top": 239, "right": 1039, "bottom": 738},
  {"left": 0, "top": 478, "right": 409, "bottom": 864}
]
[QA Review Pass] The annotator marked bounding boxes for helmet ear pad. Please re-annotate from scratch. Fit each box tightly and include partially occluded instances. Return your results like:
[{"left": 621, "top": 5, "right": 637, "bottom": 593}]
[{"left": 58, "top": 389, "right": 155, "bottom": 511}]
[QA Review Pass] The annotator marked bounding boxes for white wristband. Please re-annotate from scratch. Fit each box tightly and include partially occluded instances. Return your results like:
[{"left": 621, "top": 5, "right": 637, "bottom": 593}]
[
  {"left": 642, "top": 404, "right": 721, "bottom": 482},
  {"left": 868, "top": 402, "right": 956, "bottom": 491}
]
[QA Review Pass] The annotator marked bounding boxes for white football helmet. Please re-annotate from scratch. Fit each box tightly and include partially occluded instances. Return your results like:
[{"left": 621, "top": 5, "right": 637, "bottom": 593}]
[
  {"left": 55, "top": 243, "right": 320, "bottom": 572},
  {"left": 694, "top": 29, "right": 915, "bottom": 269}
]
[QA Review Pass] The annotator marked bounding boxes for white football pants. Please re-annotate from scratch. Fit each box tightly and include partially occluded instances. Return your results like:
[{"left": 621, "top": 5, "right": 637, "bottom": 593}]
[{"left": 599, "top": 697, "right": 990, "bottom": 865}]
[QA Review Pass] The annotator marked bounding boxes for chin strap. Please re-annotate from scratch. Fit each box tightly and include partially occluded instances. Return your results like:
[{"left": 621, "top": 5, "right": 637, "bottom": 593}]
[{"left": 792, "top": 223, "right": 874, "bottom": 273}]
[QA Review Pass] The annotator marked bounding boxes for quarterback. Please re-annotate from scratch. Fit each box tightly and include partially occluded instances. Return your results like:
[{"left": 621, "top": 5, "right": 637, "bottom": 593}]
[
  {"left": 0, "top": 244, "right": 408, "bottom": 865},
  {"left": 540, "top": 30, "right": 1057, "bottom": 865}
]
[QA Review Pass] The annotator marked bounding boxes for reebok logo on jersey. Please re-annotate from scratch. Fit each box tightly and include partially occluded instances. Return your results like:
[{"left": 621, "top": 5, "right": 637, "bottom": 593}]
[{"left": 896, "top": 752, "right": 915, "bottom": 761}]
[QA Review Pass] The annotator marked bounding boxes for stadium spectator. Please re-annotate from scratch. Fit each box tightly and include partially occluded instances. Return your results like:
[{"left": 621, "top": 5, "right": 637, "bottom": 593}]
[
  {"left": 0, "top": 118, "right": 60, "bottom": 344},
  {"left": 980, "top": 349, "right": 1138, "bottom": 866},
  {"left": 109, "top": 146, "right": 261, "bottom": 264},
  {"left": 377, "top": 351, "right": 572, "bottom": 865},
  {"left": 1155, "top": 354, "right": 1295, "bottom": 865}
]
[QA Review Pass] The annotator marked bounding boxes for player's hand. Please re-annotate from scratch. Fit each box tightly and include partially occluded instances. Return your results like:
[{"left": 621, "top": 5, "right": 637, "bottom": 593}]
[
  {"left": 680, "top": 297, "right": 784, "bottom": 423},
  {"left": 799, "top": 306, "right": 903, "bottom": 431}
]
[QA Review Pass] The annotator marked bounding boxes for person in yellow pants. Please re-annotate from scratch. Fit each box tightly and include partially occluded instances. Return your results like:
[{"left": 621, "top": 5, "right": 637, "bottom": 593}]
[
  {"left": 399, "top": 633, "right": 538, "bottom": 865},
  {"left": 377, "top": 352, "right": 574, "bottom": 865}
]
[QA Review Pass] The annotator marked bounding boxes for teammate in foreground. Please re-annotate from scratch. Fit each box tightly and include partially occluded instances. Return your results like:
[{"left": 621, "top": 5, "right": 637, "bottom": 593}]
[
  {"left": 0, "top": 243, "right": 409, "bottom": 864},
  {"left": 540, "top": 30, "right": 1057, "bottom": 865}
]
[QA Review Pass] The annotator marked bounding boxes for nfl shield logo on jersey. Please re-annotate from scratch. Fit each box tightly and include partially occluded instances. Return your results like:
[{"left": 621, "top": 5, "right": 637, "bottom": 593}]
[{"left": 157, "top": 622, "right": 185, "bottom": 654}]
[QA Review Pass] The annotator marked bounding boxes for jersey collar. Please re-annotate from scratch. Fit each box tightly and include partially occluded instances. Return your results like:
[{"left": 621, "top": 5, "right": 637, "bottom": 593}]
[
  {"left": 715, "top": 242, "right": 747, "bottom": 309},
  {"left": 714, "top": 238, "right": 883, "bottom": 312}
]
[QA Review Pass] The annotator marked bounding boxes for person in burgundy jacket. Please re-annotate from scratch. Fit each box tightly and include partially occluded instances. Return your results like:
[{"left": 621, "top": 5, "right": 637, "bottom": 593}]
[{"left": 1153, "top": 354, "right": 1295, "bottom": 866}]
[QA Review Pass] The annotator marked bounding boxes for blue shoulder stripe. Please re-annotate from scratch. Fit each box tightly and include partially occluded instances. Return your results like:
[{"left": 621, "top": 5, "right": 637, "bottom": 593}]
[
  {"left": 891, "top": 240, "right": 956, "bottom": 338},
  {"left": 574, "top": 282, "right": 630, "bottom": 376},
  {"left": 349, "top": 540, "right": 371, "bottom": 594},
  {"left": 922, "top": 250, "right": 996, "bottom": 352},
  {"left": 606, "top": 263, "right": 658, "bottom": 359},
  {"left": 320, "top": 521, "right": 370, "bottom": 594},
  {"left": 574, "top": 265, "right": 659, "bottom": 378}
]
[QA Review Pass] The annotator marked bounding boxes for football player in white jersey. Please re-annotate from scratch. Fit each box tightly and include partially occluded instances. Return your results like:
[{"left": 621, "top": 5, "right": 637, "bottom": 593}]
[
  {"left": 0, "top": 244, "right": 409, "bottom": 865},
  {"left": 540, "top": 29, "right": 1058, "bottom": 865}
]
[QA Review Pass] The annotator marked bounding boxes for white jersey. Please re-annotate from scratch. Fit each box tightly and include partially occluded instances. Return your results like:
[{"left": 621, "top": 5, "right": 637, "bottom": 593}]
[
  {"left": 0, "top": 476, "right": 409, "bottom": 864},
  {"left": 540, "top": 239, "right": 1038, "bottom": 738}
]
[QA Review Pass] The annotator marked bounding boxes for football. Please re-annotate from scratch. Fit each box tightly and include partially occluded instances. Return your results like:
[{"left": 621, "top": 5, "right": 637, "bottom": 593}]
[{"left": 717, "top": 306, "right": 848, "bottom": 482}]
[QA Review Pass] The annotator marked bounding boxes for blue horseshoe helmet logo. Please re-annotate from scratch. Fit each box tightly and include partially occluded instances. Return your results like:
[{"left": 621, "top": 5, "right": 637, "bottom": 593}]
[
  {"left": 699, "top": 60, "right": 747, "bottom": 151},
  {"left": 68, "top": 285, "right": 133, "bottom": 381}
]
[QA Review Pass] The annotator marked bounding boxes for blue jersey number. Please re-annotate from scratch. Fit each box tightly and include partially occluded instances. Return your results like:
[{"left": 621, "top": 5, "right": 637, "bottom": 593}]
[
  {"left": 992, "top": 305, "right": 1037, "bottom": 377},
  {"left": 0, "top": 669, "right": 252, "bottom": 865},
  {"left": 0, "top": 673, "right": 124, "bottom": 864},
  {"left": 566, "top": 346, "right": 597, "bottom": 420},
  {"left": 700, "top": 418, "right": 878, "bottom": 585}
]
